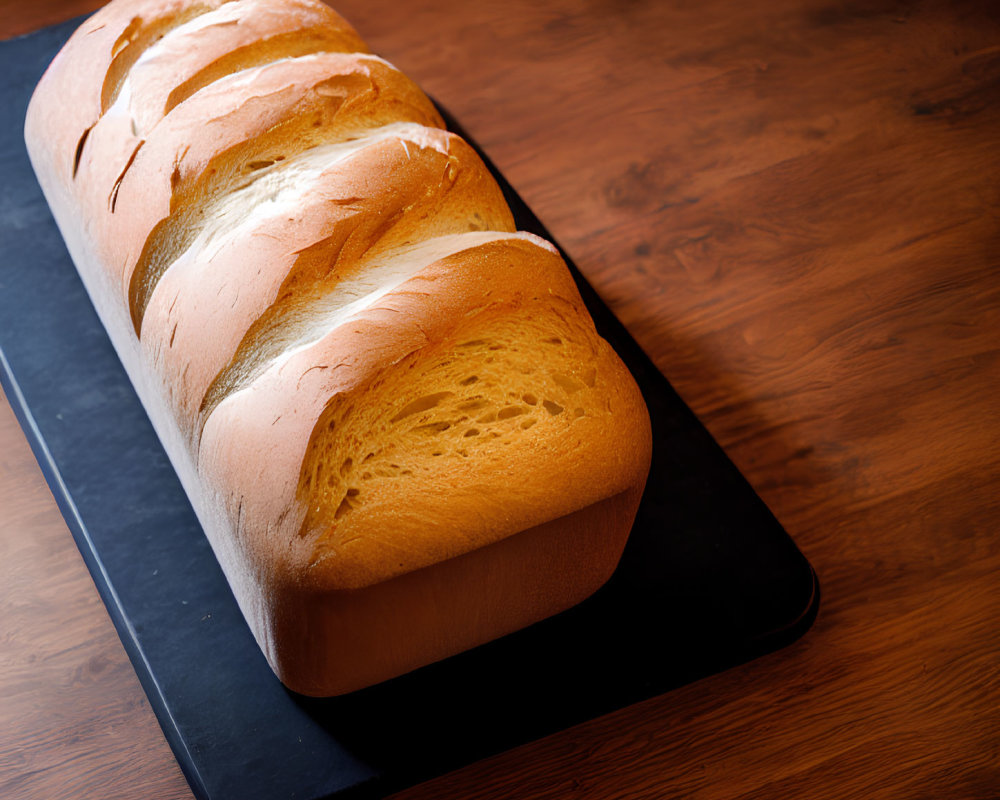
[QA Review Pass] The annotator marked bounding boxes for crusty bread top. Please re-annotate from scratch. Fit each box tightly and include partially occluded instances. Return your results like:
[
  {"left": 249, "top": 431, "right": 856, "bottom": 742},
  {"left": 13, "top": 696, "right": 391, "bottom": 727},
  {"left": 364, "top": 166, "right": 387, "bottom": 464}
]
[
  {"left": 25, "top": 0, "right": 652, "bottom": 592},
  {"left": 198, "top": 233, "right": 651, "bottom": 590}
]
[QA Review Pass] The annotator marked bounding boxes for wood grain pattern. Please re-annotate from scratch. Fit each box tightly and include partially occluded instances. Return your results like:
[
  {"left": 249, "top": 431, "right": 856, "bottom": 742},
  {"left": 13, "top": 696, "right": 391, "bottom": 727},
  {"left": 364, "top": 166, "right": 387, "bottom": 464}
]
[
  {"left": 2, "top": 0, "right": 998, "bottom": 798},
  {"left": 0, "top": 387, "right": 191, "bottom": 800}
]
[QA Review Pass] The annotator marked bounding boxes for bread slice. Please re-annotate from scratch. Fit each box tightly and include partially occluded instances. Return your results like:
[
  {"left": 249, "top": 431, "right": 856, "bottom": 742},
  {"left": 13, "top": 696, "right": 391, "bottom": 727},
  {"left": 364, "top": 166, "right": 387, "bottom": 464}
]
[{"left": 25, "top": 0, "right": 652, "bottom": 695}]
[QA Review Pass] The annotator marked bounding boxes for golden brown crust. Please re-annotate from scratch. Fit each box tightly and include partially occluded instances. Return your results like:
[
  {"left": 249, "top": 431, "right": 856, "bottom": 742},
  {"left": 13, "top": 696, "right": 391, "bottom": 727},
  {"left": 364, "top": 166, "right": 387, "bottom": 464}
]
[
  {"left": 139, "top": 118, "right": 500, "bottom": 442},
  {"left": 198, "top": 235, "right": 650, "bottom": 592},
  {"left": 25, "top": 0, "right": 653, "bottom": 695},
  {"left": 192, "top": 133, "right": 516, "bottom": 436},
  {"left": 272, "top": 486, "right": 644, "bottom": 697},
  {"left": 90, "top": 53, "right": 444, "bottom": 321},
  {"left": 120, "top": 0, "right": 368, "bottom": 135}
]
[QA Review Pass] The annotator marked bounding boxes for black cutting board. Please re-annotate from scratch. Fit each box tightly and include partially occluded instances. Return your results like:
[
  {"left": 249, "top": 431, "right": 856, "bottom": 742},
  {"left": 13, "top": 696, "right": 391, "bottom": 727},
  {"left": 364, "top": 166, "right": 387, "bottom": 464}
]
[{"left": 0, "top": 17, "right": 818, "bottom": 800}]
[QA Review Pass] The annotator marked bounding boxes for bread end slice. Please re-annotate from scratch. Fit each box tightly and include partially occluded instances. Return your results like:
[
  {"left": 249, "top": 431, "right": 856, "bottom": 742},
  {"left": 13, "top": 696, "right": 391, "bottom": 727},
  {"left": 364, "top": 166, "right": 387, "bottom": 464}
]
[{"left": 267, "top": 482, "right": 645, "bottom": 696}]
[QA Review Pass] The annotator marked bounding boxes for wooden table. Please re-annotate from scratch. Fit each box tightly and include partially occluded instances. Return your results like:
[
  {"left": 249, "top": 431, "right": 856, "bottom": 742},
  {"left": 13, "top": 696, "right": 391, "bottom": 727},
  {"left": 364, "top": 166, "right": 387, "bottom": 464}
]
[{"left": 2, "top": 1, "right": 998, "bottom": 797}]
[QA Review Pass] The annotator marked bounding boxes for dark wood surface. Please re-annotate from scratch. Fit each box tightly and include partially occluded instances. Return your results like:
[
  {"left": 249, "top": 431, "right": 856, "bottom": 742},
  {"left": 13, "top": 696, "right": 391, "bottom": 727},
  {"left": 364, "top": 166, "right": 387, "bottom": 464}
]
[{"left": 2, "top": 0, "right": 998, "bottom": 798}]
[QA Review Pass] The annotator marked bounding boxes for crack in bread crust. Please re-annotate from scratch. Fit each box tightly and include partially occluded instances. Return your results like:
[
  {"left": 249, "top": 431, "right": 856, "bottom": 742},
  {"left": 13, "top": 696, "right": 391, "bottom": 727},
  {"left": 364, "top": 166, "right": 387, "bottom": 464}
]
[{"left": 125, "top": 60, "right": 445, "bottom": 335}]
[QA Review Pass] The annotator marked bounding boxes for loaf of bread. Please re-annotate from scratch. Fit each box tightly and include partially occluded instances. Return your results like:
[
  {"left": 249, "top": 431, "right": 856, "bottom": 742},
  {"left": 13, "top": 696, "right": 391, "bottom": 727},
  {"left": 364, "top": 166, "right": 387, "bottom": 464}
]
[{"left": 25, "top": 0, "right": 652, "bottom": 696}]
